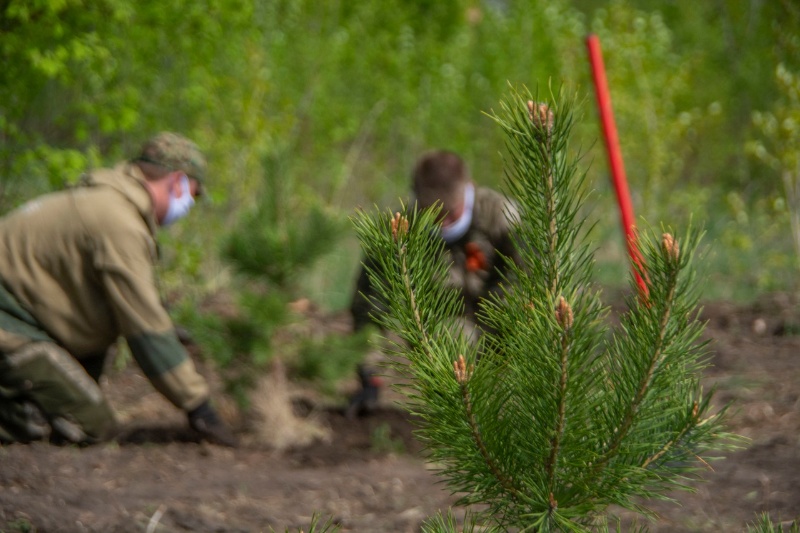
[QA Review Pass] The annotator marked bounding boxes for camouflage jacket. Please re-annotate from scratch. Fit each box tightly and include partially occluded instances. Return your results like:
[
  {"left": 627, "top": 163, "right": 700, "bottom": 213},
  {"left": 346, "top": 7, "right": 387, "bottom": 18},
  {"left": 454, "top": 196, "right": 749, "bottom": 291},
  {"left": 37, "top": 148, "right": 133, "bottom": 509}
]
[
  {"left": 351, "top": 185, "right": 522, "bottom": 332},
  {"left": 0, "top": 162, "right": 208, "bottom": 411}
]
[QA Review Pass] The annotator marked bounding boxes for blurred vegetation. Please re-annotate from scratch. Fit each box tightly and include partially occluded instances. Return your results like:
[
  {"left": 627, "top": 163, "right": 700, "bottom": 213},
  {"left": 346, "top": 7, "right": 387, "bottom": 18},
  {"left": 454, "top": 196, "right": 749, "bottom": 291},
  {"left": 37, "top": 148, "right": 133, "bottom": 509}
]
[
  {"left": 747, "top": 513, "right": 799, "bottom": 533},
  {"left": 291, "top": 328, "right": 373, "bottom": 394},
  {"left": 369, "top": 422, "right": 406, "bottom": 455},
  {"left": 1, "top": 0, "right": 799, "bottom": 384}
]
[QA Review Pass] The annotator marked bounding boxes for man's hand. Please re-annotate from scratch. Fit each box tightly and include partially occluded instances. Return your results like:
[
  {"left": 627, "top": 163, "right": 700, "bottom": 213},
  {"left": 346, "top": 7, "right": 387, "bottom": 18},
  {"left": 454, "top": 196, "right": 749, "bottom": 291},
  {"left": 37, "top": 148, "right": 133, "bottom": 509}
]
[
  {"left": 345, "top": 364, "right": 383, "bottom": 419},
  {"left": 187, "top": 401, "right": 239, "bottom": 447}
]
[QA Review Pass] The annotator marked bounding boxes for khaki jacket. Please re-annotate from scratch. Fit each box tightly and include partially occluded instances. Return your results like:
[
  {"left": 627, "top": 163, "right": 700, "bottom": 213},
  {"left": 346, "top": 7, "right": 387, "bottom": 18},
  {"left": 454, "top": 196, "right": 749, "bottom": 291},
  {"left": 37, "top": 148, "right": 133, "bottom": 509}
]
[
  {"left": 351, "top": 185, "right": 522, "bottom": 331},
  {"left": 0, "top": 162, "right": 208, "bottom": 410}
]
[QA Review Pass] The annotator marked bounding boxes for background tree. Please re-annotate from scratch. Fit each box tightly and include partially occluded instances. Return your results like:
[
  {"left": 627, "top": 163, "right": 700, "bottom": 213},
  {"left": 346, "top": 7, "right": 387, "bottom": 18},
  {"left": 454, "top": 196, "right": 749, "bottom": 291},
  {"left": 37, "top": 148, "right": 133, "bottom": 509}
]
[{"left": 1, "top": 0, "right": 798, "bottom": 396}]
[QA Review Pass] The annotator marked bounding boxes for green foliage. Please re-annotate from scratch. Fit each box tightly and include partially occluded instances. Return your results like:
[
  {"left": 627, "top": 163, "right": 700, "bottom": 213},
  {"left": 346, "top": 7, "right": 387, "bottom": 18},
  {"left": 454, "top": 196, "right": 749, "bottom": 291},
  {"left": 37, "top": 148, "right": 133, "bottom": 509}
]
[
  {"left": 1, "top": 0, "right": 590, "bottom": 206},
  {"left": 240, "top": 0, "right": 587, "bottom": 207},
  {"left": 173, "top": 293, "right": 281, "bottom": 407},
  {"left": 747, "top": 513, "right": 800, "bottom": 533},
  {"left": 4, "top": 516, "right": 34, "bottom": 533},
  {"left": 421, "top": 509, "right": 504, "bottom": 533},
  {"left": 0, "top": 0, "right": 266, "bottom": 202},
  {"left": 573, "top": 0, "right": 800, "bottom": 298},
  {"left": 223, "top": 153, "right": 351, "bottom": 289},
  {"left": 291, "top": 328, "right": 372, "bottom": 392},
  {"left": 369, "top": 422, "right": 406, "bottom": 455},
  {"left": 701, "top": 192, "right": 798, "bottom": 299},
  {"left": 589, "top": 1, "right": 697, "bottom": 218},
  {"left": 748, "top": 63, "right": 800, "bottom": 269},
  {"left": 0, "top": 0, "right": 126, "bottom": 189},
  {"left": 577, "top": 0, "right": 798, "bottom": 195},
  {"left": 354, "top": 87, "right": 739, "bottom": 531},
  {"left": 179, "top": 154, "right": 351, "bottom": 401},
  {"left": 3, "top": 0, "right": 798, "bottom": 307},
  {"left": 188, "top": 311, "right": 246, "bottom": 369}
]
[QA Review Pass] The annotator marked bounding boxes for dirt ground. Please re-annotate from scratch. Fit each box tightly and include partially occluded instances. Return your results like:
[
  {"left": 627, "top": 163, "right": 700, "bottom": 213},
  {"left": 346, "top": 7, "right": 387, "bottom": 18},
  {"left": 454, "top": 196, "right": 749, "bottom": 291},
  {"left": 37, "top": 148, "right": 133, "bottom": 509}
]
[{"left": 1, "top": 291, "right": 799, "bottom": 533}]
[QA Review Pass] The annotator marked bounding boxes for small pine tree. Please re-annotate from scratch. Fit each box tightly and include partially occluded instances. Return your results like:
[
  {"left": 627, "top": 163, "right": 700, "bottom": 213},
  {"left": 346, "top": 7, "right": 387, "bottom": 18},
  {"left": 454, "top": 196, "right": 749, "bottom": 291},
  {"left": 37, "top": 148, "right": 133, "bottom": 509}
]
[
  {"left": 224, "top": 152, "right": 349, "bottom": 290},
  {"left": 187, "top": 151, "right": 351, "bottom": 403},
  {"left": 352, "top": 86, "right": 739, "bottom": 531}
]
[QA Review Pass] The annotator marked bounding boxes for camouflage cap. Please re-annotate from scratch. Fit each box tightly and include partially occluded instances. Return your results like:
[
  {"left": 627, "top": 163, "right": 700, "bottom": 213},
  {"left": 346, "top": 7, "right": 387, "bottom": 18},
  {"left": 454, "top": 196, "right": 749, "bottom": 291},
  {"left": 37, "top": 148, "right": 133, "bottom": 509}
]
[{"left": 136, "top": 132, "right": 207, "bottom": 184}]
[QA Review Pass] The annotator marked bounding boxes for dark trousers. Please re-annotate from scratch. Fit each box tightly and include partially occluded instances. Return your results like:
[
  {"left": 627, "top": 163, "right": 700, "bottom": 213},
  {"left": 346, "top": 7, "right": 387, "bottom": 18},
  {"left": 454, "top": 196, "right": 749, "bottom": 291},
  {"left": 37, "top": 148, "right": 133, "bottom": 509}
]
[{"left": 0, "top": 342, "right": 115, "bottom": 444}]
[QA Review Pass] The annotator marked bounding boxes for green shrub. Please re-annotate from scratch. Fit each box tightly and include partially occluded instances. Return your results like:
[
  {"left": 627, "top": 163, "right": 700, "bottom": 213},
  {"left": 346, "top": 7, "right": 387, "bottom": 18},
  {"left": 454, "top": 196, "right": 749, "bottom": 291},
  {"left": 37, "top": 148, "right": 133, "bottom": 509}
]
[{"left": 291, "top": 329, "right": 372, "bottom": 392}]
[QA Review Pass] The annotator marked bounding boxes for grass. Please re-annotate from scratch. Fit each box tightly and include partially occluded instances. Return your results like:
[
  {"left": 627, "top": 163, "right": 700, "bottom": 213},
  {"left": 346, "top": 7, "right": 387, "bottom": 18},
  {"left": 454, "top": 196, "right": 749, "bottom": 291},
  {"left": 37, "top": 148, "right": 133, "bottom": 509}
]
[{"left": 370, "top": 422, "right": 406, "bottom": 455}]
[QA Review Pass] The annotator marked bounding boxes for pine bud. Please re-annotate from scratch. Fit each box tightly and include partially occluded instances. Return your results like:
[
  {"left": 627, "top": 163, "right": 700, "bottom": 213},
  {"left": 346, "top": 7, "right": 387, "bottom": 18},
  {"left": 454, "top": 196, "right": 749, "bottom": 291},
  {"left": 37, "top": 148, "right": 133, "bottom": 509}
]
[
  {"left": 527, "top": 100, "right": 554, "bottom": 131},
  {"left": 453, "top": 354, "right": 473, "bottom": 384},
  {"left": 555, "top": 296, "right": 573, "bottom": 330},
  {"left": 391, "top": 212, "right": 409, "bottom": 242},
  {"left": 662, "top": 233, "right": 679, "bottom": 262}
]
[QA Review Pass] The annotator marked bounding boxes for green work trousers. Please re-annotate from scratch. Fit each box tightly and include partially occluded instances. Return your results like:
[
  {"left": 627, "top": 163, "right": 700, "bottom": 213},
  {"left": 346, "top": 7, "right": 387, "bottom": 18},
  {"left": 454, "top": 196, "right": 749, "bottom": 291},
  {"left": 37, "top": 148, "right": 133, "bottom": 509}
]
[{"left": 0, "top": 341, "right": 115, "bottom": 444}]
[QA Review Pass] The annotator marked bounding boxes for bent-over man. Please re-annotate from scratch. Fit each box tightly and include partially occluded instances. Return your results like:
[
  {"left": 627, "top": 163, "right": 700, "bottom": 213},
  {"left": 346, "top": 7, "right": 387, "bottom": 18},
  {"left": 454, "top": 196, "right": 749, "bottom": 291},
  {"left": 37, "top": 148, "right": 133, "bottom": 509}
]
[{"left": 0, "top": 132, "right": 236, "bottom": 446}]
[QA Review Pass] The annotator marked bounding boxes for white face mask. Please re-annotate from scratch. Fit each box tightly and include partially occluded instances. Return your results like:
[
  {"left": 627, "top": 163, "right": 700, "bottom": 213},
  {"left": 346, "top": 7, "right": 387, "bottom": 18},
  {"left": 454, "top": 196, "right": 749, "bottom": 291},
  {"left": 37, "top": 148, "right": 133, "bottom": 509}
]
[
  {"left": 440, "top": 183, "right": 475, "bottom": 243},
  {"left": 161, "top": 174, "right": 195, "bottom": 226}
]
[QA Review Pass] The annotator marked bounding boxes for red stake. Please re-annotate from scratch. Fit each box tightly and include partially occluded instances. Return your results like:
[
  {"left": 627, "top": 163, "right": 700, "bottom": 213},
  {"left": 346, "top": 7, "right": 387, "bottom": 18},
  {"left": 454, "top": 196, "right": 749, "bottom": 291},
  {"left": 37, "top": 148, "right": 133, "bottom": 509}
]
[{"left": 586, "top": 34, "right": 649, "bottom": 299}]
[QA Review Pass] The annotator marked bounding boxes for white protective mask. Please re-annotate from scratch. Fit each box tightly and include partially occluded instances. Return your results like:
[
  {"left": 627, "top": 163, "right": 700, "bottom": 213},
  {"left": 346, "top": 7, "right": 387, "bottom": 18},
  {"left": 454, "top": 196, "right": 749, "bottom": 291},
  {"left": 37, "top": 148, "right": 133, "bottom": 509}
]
[
  {"left": 162, "top": 174, "right": 195, "bottom": 226},
  {"left": 440, "top": 183, "right": 475, "bottom": 243}
]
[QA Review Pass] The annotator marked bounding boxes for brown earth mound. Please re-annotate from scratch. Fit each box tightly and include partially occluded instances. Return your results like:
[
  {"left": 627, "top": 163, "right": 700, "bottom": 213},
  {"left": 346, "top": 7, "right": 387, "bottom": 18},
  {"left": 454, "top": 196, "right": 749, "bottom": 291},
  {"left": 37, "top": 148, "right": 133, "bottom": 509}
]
[{"left": 1, "top": 292, "right": 799, "bottom": 532}]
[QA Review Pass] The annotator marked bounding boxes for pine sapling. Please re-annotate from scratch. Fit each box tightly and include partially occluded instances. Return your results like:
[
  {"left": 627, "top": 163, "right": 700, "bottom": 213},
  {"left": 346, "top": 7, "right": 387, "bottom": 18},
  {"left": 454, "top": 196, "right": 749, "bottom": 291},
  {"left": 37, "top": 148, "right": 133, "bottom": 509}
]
[{"left": 352, "top": 86, "right": 739, "bottom": 532}]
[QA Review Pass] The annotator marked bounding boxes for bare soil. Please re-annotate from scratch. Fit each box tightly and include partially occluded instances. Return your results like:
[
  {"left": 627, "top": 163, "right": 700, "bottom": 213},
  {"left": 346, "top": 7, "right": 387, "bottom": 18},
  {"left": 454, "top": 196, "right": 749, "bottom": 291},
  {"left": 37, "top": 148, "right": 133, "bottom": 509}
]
[{"left": 1, "top": 292, "right": 799, "bottom": 532}]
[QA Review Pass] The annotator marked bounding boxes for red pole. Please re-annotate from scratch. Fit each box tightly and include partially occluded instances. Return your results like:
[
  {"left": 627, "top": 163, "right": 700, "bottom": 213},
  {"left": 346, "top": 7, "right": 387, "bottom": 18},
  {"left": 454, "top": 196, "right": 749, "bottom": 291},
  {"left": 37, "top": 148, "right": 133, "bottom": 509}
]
[{"left": 586, "top": 34, "right": 649, "bottom": 299}]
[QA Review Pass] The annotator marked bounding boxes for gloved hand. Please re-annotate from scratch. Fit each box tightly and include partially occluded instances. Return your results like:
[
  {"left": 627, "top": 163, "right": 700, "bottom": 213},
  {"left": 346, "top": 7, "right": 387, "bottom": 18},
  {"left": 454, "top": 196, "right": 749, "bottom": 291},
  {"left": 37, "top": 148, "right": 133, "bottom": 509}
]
[
  {"left": 345, "top": 364, "right": 383, "bottom": 419},
  {"left": 187, "top": 400, "right": 239, "bottom": 447}
]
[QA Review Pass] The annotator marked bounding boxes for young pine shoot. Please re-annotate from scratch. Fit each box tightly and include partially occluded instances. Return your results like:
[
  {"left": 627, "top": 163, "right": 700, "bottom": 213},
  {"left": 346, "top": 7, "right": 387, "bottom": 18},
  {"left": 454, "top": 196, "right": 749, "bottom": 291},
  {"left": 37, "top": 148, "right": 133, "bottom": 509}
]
[{"left": 352, "top": 87, "right": 737, "bottom": 532}]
